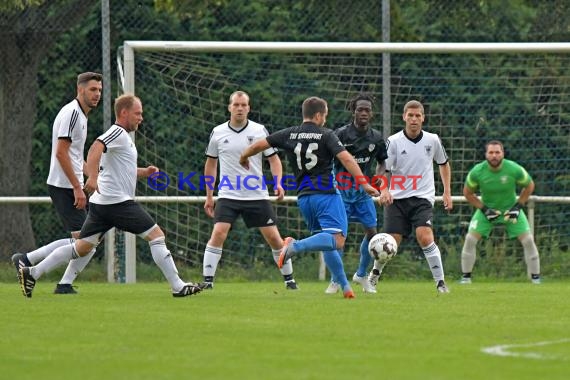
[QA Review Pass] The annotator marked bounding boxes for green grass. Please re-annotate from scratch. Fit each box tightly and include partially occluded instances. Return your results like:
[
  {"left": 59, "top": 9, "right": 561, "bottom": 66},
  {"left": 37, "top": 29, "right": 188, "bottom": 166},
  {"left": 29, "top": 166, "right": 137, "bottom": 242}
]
[{"left": 2, "top": 280, "right": 570, "bottom": 380}]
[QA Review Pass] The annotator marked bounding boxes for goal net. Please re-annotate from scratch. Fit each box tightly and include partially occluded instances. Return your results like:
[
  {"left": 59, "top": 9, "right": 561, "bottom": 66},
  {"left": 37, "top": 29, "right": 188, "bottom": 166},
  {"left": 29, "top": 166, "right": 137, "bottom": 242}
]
[{"left": 118, "top": 42, "right": 570, "bottom": 282}]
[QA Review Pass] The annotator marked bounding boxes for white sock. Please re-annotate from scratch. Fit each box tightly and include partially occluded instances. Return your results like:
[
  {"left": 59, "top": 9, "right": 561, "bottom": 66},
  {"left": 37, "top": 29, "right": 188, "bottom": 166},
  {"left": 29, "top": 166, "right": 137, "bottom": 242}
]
[
  {"left": 59, "top": 248, "right": 96, "bottom": 284},
  {"left": 520, "top": 234, "right": 540, "bottom": 276},
  {"left": 272, "top": 248, "right": 293, "bottom": 276},
  {"left": 27, "top": 238, "right": 74, "bottom": 265},
  {"left": 372, "top": 259, "right": 388, "bottom": 276},
  {"left": 422, "top": 242, "right": 445, "bottom": 282},
  {"left": 461, "top": 233, "right": 479, "bottom": 274},
  {"left": 149, "top": 238, "right": 185, "bottom": 292},
  {"left": 203, "top": 245, "right": 223, "bottom": 278},
  {"left": 30, "top": 243, "right": 77, "bottom": 280}
]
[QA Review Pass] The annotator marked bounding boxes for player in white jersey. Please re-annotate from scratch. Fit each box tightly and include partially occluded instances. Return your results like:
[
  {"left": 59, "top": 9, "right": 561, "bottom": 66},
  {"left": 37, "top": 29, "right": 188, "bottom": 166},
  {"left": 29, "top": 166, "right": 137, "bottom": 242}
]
[
  {"left": 12, "top": 72, "right": 102, "bottom": 294},
  {"left": 202, "top": 91, "right": 298, "bottom": 290},
  {"left": 369, "top": 100, "right": 453, "bottom": 293},
  {"left": 17, "top": 94, "right": 203, "bottom": 298}
]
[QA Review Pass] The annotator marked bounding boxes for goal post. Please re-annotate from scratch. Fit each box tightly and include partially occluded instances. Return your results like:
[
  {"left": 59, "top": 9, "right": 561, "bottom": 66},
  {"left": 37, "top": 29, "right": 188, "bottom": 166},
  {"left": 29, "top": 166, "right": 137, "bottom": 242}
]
[{"left": 116, "top": 41, "right": 570, "bottom": 283}]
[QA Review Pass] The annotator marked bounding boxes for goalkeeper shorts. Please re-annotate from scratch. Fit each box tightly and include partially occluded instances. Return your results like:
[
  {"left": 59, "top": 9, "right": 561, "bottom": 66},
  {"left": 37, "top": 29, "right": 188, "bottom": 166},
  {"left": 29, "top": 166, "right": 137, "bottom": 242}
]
[{"left": 467, "top": 208, "right": 530, "bottom": 238}]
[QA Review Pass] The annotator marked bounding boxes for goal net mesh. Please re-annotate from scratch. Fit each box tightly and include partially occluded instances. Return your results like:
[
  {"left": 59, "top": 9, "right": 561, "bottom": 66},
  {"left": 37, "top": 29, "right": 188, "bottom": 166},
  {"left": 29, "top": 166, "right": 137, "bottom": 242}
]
[{"left": 126, "top": 47, "right": 570, "bottom": 279}]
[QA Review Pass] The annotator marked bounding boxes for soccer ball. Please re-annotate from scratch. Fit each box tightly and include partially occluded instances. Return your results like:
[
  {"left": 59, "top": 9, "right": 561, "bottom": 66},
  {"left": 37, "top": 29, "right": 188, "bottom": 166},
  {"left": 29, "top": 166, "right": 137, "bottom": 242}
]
[{"left": 368, "top": 233, "right": 398, "bottom": 263}]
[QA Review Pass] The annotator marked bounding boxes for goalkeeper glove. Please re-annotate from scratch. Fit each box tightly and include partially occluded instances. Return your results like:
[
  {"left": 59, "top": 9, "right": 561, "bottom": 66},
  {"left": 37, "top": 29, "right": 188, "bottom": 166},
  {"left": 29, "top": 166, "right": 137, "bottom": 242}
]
[
  {"left": 504, "top": 203, "right": 522, "bottom": 223},
  {"left": 481, "top": 206, "right": 501, "bottom": 222}
]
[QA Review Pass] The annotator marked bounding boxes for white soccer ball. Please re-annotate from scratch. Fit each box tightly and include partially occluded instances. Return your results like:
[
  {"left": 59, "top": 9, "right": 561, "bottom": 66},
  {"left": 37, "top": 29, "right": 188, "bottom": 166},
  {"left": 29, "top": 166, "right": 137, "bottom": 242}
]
[{"left": 368, "top": 233, "right": 398, "bottom": 263}]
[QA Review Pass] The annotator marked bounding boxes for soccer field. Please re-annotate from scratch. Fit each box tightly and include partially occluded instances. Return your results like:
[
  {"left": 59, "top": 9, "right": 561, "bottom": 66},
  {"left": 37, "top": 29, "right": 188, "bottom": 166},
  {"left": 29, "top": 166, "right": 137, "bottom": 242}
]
[{"left": 2, "top": 281, "right": 570, "bottom": 380}]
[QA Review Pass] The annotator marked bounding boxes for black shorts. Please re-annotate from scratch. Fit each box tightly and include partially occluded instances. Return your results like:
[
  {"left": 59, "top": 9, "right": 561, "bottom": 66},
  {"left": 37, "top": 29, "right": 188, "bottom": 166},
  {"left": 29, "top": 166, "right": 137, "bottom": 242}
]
[
  {"left": 48, "top": 185, "right": 87, "bottom": 233},
  {"left": 383, "top": 197, "right": 434, "bottom": 237},
  {"left": 214, "top": 198, "right": 277, "bottom": 228},
  {"left": 79, "top": 200, "right": 156, "bottom": 239}
]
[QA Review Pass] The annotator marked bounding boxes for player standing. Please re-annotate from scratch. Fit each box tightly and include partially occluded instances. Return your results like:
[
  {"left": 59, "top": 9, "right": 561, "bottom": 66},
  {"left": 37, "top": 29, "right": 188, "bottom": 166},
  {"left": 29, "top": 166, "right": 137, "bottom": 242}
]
[
  {"left": 460, "top": 140, "right": 541, "bottom": 284},
  {"left": 369, "top": 100, "right": 453, "bottom": 293},
  {"left": 202, "top": 91, "right": 298, "bottom": 290},
  {"left": 326, "top": 93, "right": 389, "bottom": 294},
  {"left": 12, "top": 72, "right": 102, "bottom": 294}
]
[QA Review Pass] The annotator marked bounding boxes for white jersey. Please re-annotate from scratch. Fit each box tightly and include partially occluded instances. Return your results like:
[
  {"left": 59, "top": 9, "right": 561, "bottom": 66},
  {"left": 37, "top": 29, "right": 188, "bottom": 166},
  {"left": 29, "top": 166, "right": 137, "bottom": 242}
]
[
  {"left": 90, "top": 125, "right": 137, "bottom": 205},
  {"left": 385, "top": 130, "right": 448, "bottom": 205},
  {"left": 205, "top": 120, "right": 278, "bottom": 200},
  {"left": 46, "top": 99, "right": 88, "bottom": 188}
]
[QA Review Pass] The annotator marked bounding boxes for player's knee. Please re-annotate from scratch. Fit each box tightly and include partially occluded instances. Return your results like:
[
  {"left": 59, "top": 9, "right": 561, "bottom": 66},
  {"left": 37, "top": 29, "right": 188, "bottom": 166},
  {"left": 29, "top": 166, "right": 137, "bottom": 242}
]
[
  {"left": 75, "top": 239, "right": 95, "bottom": 256},
  {"left": 462, "top": 233, "right": 479, "bottom": 252},
  {"left": 142, "top": 225, "right": 165, "bottom": 241},
  {"left": 334, "top": 234, "right": 346, "bottom": 250},
  {"left": 364, "top": 229, "right": 377, "bottom": 240},
  {"left": 415, "top": 227, "right": 434, "bottom": 247},
  {"left": 520, "top": 233, "right": 539, "bottom": 256}
]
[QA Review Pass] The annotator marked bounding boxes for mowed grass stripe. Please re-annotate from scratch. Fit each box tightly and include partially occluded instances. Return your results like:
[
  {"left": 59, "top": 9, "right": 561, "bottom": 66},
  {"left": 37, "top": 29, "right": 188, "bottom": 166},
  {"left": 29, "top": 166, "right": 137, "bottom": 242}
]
[{"left": 1, "top": 281, "right": 569, "bottom": 380}]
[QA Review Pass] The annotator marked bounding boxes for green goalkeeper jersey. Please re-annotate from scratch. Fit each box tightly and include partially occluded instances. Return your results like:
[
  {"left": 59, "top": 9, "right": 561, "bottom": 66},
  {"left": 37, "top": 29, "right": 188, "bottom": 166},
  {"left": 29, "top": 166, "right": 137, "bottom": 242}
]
[{"left": 465, "top": 159, "right": 532, "bottom": 211}]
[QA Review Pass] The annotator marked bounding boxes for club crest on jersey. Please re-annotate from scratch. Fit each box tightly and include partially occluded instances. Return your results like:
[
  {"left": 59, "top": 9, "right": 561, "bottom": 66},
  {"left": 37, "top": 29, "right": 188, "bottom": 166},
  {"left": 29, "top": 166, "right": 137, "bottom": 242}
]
[
  {"left": 500, "top": 176, "right": 509, "bottom": 184},
  {"left": 247, "top": 136, "right": 254, "bottom": 145},
  {"left": 368, "top": 144, "right": 375, "bottom": 152},
  {"left": 424, "top": 145, "right": 432, "bottom": 155}
]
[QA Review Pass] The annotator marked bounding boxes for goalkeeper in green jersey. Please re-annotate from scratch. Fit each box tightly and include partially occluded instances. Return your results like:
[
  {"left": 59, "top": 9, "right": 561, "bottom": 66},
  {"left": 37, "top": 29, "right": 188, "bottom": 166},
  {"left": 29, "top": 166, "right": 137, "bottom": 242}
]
[{"left": 460, "top": 140, "right": 540, "bottom": 284}]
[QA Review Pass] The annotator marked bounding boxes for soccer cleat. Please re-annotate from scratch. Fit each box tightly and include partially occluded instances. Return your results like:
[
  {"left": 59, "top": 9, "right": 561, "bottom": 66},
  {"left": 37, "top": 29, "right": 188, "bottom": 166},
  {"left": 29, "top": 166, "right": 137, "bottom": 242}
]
[
  {"left": 11, "top": 253, "right": 32, "bottom": 276},
  {"left": 324, "top": 281, "right": 340, "bottom": 294},
  {"left": 367, "top": 269, "right": 380, "bottom": 293},
  {"left": 285, "top": 280, "right": 299, "bottom": 290},
  {"left": 201, "top": 282, "right": 214, "bottom": 290},
  {"left": 531, "top": 277, "right": 542, "bottom": 285},
  {"left": 352, "top": 273, "right": 377, "bottom": 293},
  {"left": 436, "top": 280, "right": 450, "bottom": 293},
  {"left": 172, "top": 283, "right": 204, "bottom": 297},
  {"left": 459, "top": 277, "right": 472, "bottom": 284},
  {"left": 18, "top": 267, "right": 36, "bottom": 298},
  {"left": 54, "top": 283, "right": 78, "bottom": 294},
  {"left": 343, "top": 289, "right": 356, "bottom": 299},
  {"left": 277, "top": 237, "right": 295, "bottom": 269}
]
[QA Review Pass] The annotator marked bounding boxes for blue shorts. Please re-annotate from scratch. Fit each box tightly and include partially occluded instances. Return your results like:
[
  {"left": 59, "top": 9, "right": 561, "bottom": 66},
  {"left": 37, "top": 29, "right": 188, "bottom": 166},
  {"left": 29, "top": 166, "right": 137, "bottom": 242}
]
[
  {"left": 297, "top": 193, "right": 347, "bottom": 236},
  {"left": 344, "top": 197, "right": 377, "bottom": 228}
]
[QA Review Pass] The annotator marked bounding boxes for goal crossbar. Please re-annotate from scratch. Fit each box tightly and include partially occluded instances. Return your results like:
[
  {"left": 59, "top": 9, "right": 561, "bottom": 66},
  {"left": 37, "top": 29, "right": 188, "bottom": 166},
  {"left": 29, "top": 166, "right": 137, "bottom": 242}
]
[{"left": 124, "top": 41, "right": 570, "bottom": 54}]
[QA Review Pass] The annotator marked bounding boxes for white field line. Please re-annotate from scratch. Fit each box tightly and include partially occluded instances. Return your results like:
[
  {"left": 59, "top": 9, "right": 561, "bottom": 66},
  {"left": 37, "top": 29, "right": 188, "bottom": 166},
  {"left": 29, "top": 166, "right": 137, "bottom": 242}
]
[{"left": 481, "top": 339, "right": 570, "bottom": 360}]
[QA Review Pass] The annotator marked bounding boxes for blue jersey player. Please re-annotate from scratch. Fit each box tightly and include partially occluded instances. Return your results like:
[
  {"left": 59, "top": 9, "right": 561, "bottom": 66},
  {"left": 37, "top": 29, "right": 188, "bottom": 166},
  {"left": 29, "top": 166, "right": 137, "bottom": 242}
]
[
  {"left": 326, "top": 93, "right": 389, "bottom": 294},
  {"left": 239, "top": 96, "right": 379, "bottom": 298}
]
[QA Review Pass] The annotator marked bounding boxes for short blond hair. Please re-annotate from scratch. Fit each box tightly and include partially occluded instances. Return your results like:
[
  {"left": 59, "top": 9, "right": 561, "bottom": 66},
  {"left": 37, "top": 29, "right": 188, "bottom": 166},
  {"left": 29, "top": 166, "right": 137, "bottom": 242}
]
[
  {"left": 114, "top": 93, "right": 140, "bottom": 118},
  {"left": 228, "top": 90, "right": 250, "bottom": 104}
]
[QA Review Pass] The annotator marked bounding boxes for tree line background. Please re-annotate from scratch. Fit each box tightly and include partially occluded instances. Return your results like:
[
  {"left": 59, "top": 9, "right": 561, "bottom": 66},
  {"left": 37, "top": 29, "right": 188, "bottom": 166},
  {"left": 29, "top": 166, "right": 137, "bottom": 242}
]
[{"left": 1, "top": 0, "right": 569, "bottom": 280}]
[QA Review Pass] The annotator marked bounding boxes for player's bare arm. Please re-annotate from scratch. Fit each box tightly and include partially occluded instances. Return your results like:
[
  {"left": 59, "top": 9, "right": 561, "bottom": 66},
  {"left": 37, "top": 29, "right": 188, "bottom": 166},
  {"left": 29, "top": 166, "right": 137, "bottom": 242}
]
[
  {"left": 267, "top": 154, "right": 285, "bottom": 201},
  {"left": 375, "top": 160, "right": 392, "bottom": 205},
  {"left": 56, "top": 138, "right": 87, "bottom": 209},
  {"left": 439, "top": 162, "right": 453, "bottom": 211},
  {"left": 84, "top": 140, "right": 105, "bottom": 195},
  {"left": 517, "top": 180, "right": 535, "bottom": 205},
  {"left": 203, "top": 157, "right": 218, "bottom": 218},
  {"left": 463, "top": 184, "right": 501, "bottom": 221},
  {"left": 336, "top": 150, "right": 379, "bottom": 197},
  {"left": 239, "top": 138, "right": 270, "bottom": 169},
  {"left": 137, "top": 165, "right": 158, "bottom": 178}
]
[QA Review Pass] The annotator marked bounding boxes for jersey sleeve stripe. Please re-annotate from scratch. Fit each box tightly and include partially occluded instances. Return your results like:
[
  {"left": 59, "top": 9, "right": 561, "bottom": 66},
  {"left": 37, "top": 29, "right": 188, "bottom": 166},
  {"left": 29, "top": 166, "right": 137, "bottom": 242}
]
[
  {"left": 99, "top": 128, "right": 124, "bottom": 150},
  {"left": 66, "top": 109, "right": 79, "bottom": 138}
]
